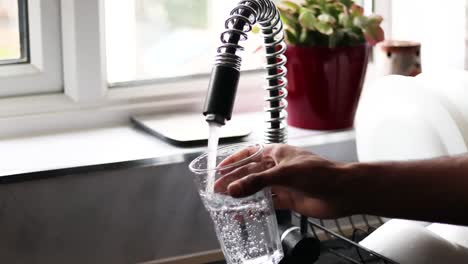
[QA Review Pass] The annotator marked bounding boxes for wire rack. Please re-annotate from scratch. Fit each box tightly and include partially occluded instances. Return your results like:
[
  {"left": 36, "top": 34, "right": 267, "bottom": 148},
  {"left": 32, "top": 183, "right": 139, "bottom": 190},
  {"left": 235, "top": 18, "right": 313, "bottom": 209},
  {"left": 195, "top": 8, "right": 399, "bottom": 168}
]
[{"left": 295, "top": 214, "right": 399, "bottom": 264}]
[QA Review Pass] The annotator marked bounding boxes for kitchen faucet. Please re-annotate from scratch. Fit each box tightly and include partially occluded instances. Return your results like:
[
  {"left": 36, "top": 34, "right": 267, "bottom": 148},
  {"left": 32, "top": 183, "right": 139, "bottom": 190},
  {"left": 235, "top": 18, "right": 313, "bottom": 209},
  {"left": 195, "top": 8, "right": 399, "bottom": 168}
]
[{"left": 202, "top": 0, "right": 318, "bottom": 262}]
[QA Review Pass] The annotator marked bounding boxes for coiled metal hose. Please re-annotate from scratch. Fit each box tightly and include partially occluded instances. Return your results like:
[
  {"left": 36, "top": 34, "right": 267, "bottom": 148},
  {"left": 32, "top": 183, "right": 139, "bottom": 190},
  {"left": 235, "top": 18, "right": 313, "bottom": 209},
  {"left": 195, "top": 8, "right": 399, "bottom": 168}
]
[{"left": 215, "top": 0, "right": 288, "bottom": 144}]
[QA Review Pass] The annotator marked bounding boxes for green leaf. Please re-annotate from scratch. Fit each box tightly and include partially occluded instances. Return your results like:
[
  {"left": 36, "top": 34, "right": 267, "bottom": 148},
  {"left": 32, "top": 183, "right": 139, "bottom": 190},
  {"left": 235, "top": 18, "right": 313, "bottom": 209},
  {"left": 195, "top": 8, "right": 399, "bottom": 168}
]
[
  {"left": 298, "top": 7, "right": 317, "bottom": 30},
  {"left": 328, "top": 2, "right": 344, "bottom": 19},
  {"left": 305, "top": 0, "right": 318, "bottom": 5},
  {"left": 299, "top": 28, "right": 309, "bottom": 43},
  {"left": 281, "top": 0, "right": 384, "bottom": 46},
  {"left": 317, "top": 0, "right": 327, "bottom": 9},
  {"left": 331, "top": 28, "right": 346, "bottom": 46},
  {"left": 315, "top": 21, "right": 334, "bottom": 35},
  {"left": 339, "top": 13, "right": 352, "bottom": 27},
  {"left": 350, "top": 4, "right": 364, "bottom": 17},
  {"left": 367, "top": 14, "right": 383, "bottom": 27},
  {"left": 285, "top": 28, "right": 298, "bottom": 45},
  {"left": 353, "top": 16, "right": 368, "bottom": 28},
  {"left": 318, "top": 13, "right": 336, "bottom": 25},
  {"left": 280, "top": 12, "right": 300, "bottom": 30},
  {"left": 341, "top": 28, "right": 361, "bottom": 40},
  {"left": 338, "top": 0, "right": 353, "bottom": 9},
  {"left": 278, "top": 0, "right": 301, "bottom": 14}
]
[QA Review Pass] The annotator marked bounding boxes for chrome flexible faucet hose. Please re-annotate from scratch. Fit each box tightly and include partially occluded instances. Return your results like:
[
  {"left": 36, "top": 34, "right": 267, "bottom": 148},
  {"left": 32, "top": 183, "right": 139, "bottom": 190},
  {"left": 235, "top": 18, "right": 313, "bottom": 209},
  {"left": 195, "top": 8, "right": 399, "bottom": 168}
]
[{"left": 203, "top": 0, "right": 288, "bottom": 144}]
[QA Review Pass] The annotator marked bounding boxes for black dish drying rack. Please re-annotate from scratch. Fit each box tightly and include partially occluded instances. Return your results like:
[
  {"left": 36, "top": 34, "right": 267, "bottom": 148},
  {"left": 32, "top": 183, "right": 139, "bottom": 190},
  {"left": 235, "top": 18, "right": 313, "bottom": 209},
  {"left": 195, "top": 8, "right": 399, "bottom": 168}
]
[
  {"left": 209, "top": 214, "right": 399, "bottom": 264},
  {"left": 299, "top": 214, "right": 398, "bottom": 264}
]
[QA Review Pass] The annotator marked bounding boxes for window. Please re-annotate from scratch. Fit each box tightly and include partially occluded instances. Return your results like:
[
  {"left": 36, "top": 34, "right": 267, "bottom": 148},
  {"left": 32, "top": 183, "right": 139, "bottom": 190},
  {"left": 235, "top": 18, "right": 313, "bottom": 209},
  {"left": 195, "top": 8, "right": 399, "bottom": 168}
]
[
  {"left": 104, "top": 0, "right": 268, "bottom": 84},
  {"left": 104, "top": 0, "right": 378, "bottom": 85},
  {"left": 0, "top": 0, "right": 391, "bottom": 138},
  {"left": 0, "top": 0, "right": 62, "bottom": 98},
  {"left": 391, "top": 0, "right": 465, "bottom": 70},
  {"left": 0, "top": 0, "right": 28, "bottom": 64}
]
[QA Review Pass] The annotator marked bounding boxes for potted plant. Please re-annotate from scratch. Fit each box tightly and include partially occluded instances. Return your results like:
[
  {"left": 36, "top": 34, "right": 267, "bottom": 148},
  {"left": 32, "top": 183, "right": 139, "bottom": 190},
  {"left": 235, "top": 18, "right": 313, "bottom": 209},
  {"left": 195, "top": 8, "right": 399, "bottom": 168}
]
[{"left": 278, "top": 0, "right": 384, "bottom": 130}]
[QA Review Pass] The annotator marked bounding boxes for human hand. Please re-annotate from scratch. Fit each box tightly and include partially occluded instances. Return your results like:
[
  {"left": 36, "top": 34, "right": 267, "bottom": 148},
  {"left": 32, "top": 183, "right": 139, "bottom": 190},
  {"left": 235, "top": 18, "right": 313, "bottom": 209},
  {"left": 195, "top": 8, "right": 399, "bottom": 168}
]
[{"left": 215, "top": 144, "right": 354, "bottom": 219}]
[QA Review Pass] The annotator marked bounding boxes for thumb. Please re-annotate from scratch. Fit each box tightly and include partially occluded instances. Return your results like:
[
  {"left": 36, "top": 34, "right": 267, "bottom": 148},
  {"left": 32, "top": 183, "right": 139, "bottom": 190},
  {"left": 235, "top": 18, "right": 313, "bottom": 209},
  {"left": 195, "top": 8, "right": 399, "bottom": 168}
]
[{"left": 227, "top": 166, "right": 283, "bottom": 198}]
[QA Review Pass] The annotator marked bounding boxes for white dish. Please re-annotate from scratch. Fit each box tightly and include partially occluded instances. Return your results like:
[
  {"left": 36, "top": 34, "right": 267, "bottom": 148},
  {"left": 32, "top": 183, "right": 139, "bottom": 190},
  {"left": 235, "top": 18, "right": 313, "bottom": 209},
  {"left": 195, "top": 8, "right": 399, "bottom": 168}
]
[
  {"left": 417, "top": 69, "right": 468, "bottom": 148},
  {"left": 360, "top": 219, "right": 468, "bottom": 264},
  {"left": 427, "top": 223, "right": 468, "bottom": 249},
  {"left": 356, "top": 75, "right": 466, "bottom": 162}
]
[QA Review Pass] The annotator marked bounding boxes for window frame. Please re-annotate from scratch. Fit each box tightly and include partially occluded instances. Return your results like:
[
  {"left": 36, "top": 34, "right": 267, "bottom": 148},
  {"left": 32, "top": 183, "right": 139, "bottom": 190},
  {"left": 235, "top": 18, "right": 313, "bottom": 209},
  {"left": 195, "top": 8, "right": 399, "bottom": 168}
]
[
  {"left": 0, "top": 0, "right": 29, "bottom": 66},
  {"left": 0, "top": 0, "right": 390, "bottom": 139},
  {"left": 17, "top": 0, "right": 30, "bottom": 64},
  {"left": 0, "top": 0, "right": 62, "bottom": 97}
]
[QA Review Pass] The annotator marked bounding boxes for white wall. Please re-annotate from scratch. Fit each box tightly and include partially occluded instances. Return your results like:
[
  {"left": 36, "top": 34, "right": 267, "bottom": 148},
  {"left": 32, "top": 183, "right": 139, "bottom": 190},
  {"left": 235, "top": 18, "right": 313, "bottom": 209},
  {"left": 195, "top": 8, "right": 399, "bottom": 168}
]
[{"left": 391, "top": 0, "right": 466, "bottom": 70}]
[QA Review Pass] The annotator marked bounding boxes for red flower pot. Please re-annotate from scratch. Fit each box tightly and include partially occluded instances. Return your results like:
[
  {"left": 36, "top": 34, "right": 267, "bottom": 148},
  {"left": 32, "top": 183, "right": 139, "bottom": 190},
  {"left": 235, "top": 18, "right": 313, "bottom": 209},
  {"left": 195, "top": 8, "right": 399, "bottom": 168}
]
[{"left": 285, "top": 44, "right": 370, "bottom": 130}]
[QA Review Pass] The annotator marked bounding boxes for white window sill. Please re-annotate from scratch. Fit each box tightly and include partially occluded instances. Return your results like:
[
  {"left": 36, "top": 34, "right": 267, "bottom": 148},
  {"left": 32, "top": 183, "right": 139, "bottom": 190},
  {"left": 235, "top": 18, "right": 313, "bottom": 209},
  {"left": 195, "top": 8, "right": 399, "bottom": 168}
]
[
  {"left": 0, "top": 112, "right": 355, "bottom": 178},
  {"left": 0, "top": 60, "right": 377, "bottom": 140},
  {"left": 0, "top": 61, "right": 375, "bottom": 177}
]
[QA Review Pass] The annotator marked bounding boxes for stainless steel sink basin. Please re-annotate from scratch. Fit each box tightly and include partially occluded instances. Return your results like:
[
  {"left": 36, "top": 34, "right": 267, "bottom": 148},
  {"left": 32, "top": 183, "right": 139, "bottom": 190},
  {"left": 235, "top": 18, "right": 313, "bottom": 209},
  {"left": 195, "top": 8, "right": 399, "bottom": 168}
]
[{"left": 0, "top": 139, "right": 357, "bottom": 264}]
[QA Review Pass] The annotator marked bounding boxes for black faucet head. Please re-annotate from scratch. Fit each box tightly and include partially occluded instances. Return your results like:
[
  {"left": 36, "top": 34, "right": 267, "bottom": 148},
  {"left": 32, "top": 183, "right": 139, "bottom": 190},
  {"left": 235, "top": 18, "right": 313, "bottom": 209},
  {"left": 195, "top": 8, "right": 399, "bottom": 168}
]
[{"left": 203, "top": 65, "right": 240, "bottom": 126}]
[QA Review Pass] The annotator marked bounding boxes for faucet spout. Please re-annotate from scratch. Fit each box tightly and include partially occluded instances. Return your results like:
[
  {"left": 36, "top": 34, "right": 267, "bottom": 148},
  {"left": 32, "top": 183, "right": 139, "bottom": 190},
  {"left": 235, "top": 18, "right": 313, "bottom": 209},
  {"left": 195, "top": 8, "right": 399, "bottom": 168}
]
[{"left": 203, "top": 65, "right": 240, "bottom": 126}]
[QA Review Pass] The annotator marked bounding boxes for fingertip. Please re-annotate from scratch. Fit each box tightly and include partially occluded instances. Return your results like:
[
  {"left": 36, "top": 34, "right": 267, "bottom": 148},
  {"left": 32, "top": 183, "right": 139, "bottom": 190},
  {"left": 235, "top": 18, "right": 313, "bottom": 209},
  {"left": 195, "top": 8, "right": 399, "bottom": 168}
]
[
  {"left": 228, "top": 183, "right": 243, "bottom": 198},
  {"left": 213, "top": 180, "right": 226, "bottom": 194},
  {"left": 264, "top": 157, "right": 276, "bottom": 169}
]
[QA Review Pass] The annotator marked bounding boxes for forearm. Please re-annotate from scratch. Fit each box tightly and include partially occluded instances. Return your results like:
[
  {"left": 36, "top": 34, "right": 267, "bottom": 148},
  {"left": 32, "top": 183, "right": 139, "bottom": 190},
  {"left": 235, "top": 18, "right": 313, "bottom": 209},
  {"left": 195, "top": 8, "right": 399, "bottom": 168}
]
[{"left": 340, "top": 155, "right": 468, "bottom": 225}]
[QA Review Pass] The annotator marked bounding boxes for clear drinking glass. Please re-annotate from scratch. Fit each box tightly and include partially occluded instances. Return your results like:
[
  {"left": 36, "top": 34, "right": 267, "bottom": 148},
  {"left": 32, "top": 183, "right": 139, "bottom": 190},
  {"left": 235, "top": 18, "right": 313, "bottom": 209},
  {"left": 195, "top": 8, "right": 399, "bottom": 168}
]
[{"left": 189, "top": 143, "right": 283, "bottom": 264}]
